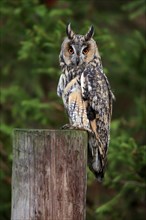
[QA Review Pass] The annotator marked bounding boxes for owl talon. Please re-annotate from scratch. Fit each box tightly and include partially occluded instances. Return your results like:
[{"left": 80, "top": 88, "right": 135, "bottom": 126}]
[
  {"left": 61, "top": 124, "right": 83, "bottom": 131},
  {"left": 61, "top": 124, "right": 71, "bottom": 129}
]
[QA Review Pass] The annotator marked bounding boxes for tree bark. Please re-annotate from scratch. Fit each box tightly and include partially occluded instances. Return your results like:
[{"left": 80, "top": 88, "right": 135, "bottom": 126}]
[{"left": 11, "top": 129, "right": 87, "bottom": 220}]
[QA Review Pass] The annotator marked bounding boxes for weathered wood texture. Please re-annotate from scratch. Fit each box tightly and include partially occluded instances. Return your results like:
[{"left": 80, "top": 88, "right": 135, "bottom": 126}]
[{"left": 11, "top": 129, "right": 87, "bottom": 220}]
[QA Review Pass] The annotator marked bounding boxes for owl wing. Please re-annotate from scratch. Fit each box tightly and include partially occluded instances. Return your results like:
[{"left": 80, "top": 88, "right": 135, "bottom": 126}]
[
  {"left": 57, "top": 73, "right": 66, "bottom": 97},
  {"left": 81, "top": 64, "right": 114, "bottom": 174}
]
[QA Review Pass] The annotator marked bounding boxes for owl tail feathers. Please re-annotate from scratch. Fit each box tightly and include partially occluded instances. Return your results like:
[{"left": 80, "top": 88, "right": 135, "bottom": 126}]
[
  {"left": 94, "top": 170, "right": 104, "bottom": 182},
  {"left": 88, "top": 139, "right": 106, "bottom": 182}
]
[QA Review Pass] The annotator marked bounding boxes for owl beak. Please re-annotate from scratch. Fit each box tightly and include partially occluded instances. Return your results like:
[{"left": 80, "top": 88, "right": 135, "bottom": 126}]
[{"left": 76, "top": 57, "right": 80, "bottom": 66}]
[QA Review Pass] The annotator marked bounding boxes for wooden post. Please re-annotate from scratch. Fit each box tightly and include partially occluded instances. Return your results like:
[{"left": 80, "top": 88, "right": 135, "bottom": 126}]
[{"left": 11, "top": 129, "right": 87, "bottom": 220}]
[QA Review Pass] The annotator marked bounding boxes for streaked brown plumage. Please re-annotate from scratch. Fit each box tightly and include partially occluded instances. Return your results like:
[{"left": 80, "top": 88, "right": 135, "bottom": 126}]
[{"left": 57, "top": 24, "right": 115, "bottom": 181}]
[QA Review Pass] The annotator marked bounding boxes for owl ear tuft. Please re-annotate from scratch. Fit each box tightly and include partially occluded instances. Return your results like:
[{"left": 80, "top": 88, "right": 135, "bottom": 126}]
[
  {"left": 84, "top": 25, "right": 94, "bottom": 41},
  {"left": 66, "top": 23, "right": 75, "bottom": 40}
]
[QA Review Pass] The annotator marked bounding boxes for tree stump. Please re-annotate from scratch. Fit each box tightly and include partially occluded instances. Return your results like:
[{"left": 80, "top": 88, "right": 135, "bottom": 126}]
[{"left": 11, "top": 129, "right": 87, "bottom": 220}]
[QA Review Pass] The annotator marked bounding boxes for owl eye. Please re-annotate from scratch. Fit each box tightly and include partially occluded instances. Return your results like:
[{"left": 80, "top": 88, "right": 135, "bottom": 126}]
[
  {"left": 68, "top": 46, "right": 74, "bottom": 54},
  {"left": 83, "top": 47, "right": 89, "bottom": 55}
]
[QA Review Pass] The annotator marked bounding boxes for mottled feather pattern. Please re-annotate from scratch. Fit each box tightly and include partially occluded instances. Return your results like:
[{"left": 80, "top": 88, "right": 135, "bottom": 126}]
[{"left": 57, "top": 24, "right": 114, "bottom": 181}]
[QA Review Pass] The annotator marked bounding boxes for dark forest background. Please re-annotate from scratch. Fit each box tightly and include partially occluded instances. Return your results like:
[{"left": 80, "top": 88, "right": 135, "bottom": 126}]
[{"left": 0, "top": 0, "right": 146, "bottom": 219}]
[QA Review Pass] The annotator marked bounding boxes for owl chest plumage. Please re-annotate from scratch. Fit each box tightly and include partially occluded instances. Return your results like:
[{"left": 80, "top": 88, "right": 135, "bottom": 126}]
[{"left": 58, "top": 66, "right": 91, "bottom": 132}]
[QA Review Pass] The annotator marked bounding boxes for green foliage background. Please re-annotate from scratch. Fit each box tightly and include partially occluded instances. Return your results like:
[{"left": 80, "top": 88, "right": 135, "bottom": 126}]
[{"left": 0, "top": 0, "right": 146, "bottom": 219}]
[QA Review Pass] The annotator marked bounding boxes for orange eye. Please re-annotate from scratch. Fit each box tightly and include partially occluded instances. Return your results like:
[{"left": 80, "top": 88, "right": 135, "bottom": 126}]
[
  {"left": 83, "top": 47, "right": 89, "bottom": 55},
  {"left": 68, "top": 46, "right": 74, "bottom": 54}
]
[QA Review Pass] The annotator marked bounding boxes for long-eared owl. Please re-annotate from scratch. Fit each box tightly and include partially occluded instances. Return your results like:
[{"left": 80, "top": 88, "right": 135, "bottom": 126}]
[{"left": 57, "top": 24, "right": 115, "bottom": 181}]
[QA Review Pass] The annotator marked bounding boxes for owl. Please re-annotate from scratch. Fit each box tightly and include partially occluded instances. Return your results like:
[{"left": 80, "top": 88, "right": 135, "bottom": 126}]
[{"left": 57, "top": 24, "right": 115, "bottom": 182}]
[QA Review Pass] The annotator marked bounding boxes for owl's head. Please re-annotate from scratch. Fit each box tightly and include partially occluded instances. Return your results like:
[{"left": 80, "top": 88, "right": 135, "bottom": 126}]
[{"left": 60, "top": 23, "right": 100, "bottom": 67}]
